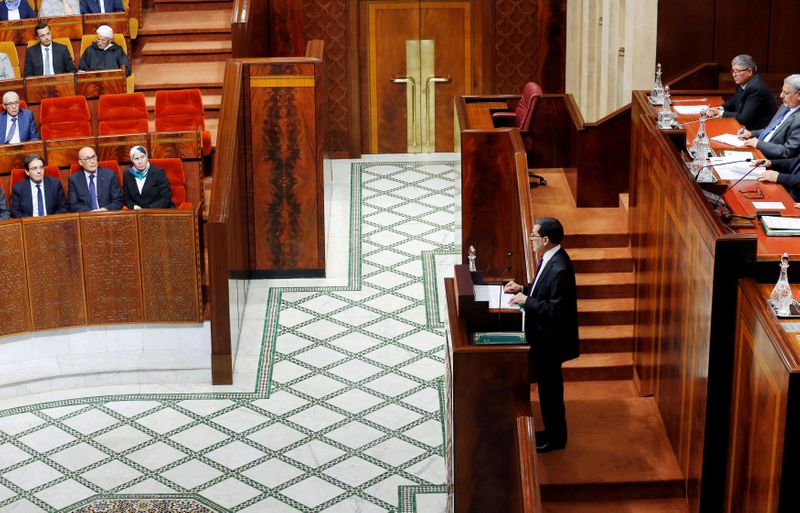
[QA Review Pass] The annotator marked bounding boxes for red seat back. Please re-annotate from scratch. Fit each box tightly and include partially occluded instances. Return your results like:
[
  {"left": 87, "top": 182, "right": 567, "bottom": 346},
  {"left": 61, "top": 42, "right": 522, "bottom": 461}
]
[
  {"left": 516, "top": 82, "right": 542, "bottom": 134},
  {"left": 154, "top": 89, "right": 205, "bottom": 133},
  {"left": 40, "top": 96, "right": 92, "bottom": 140},
  {"left": 149, "top": 158, "right": 186, "bottom": 208},
  {"left": 9, "top": 166, "right": 63, "bottom": 205},
  {"left": 98, "top": 93, "right": 149, "bottom": 135}
]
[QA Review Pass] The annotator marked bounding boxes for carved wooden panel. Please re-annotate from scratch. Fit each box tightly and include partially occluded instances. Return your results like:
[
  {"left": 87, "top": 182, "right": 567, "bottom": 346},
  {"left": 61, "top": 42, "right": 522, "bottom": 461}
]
[
  {"left": 303, "top": 0, "right": 349, "bottom": 153},
  {"left": 80, "top": 214, "right": 144, "bottom": 324},
  {"left": 25, "top": 73, "right": 76, "bottom": 104},
  {"left": 23, "top": 217, "right": 86, "bottom": 330},
  {"left": 76, "top": 70, "right": 126, "bottom": 98},
  {"left": 96, "top": 134, "right": 149, "bottom": 163},
  {"left": 247, "top": 62, "right": 324, "bottom": 272},
  {"left": 150, "top": 131, "right": 202, "bottom": 160},
  {"left": 0, "top": 222, "right": 31, "bottom": 336},
  {"left": 138, "top": 211, "right": 202, "bottom": 323},
  {"left": 45, "top": 137, "right": 97, "bottom": 168},
  {"left": 493, "top": 0, "right": 536, "bottom": 93}
]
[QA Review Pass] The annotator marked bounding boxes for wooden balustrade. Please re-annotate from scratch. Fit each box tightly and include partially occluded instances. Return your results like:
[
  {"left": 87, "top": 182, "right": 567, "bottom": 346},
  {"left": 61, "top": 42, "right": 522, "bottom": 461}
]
[{"left": 0, "top": 208, "right": 202, "bottom": 338}]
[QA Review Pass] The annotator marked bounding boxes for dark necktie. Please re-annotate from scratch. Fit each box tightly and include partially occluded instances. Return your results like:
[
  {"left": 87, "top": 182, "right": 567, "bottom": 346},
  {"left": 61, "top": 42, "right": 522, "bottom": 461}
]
[
  {"left": 759, "top": 109, "right": 791, "bottom": 141},
  {"left": 5, "top": 117, "right": 16, "bottom": 144},
  {"left": 44, "top": 47, "right": 52, "bottom": 75},
  {"left": 36, "top": 183, "right": 44, "bottom": 216},
  {"left": 89, "top": 173, "right": 98, "bottom": 210},
  {"left": 535, "top": 256, "right": 544, "bottom": 277}
]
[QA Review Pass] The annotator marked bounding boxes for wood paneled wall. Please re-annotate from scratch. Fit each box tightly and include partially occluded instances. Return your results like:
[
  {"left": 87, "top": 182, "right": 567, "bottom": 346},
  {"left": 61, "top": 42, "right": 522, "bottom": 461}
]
[
  {"left": 657, "top": 0, "right": 796, "bottom": 82},
  {"left": 629, "top": 91, "right": 756, "bottom": 513},
  {"left": 0, "top": 209, "right": 202, "bottom": 338},
  {"left": 298, "top": 0, "right": 567, "bottom": 155},
  {"left": 727, "top": 279, "right": 800, "bottom": 513}
]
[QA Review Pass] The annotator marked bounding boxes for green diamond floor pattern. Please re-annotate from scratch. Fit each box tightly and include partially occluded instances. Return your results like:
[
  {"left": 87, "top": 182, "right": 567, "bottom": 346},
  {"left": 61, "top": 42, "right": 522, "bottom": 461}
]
[{"left": 0, "top": 160, "right": 458, "bottom": 513}]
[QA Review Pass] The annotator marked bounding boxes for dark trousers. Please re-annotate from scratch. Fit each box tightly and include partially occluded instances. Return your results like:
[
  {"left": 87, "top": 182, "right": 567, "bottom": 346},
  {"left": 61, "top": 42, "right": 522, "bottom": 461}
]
[{"left": 532, "top": 352, "right": 567, "bottom": 445}]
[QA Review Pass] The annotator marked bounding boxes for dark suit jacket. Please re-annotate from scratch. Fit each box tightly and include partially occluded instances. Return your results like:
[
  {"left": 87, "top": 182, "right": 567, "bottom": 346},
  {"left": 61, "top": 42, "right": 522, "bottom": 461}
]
[
  {"left": 721, "top": 73, "right": 777, "bottom": 131},
  {"left": 0, "top": 187, "right": 9, "bottom": 219},
  {"left": 770, "top": 155, "right": 800, "bottom": 201},
  {"left": 122, "top": 165, "right": 174, "bottom": 209},
  {"left": 68, "top": 167, "right": 123, "bottom": 211},
  {"left": 23, "top": 42, "right": 76, "bottom": 77},
  {"left": 11, "top": 175, "right": 69, "bottom": 217},
  {"left": 751, "top": 107, "right": 800, "bottom": 159},
  {"left": 522, "top": 247, "right": 579, "bottom": 364},
  {"left": 79, "top": 0, "right": 124, "bottom": 12},
  {"left": 0, "top": 109, "right": 40, "bottom": 142},
  {"left": 0, "top": 0, "right": 36, "bottom": 20}
]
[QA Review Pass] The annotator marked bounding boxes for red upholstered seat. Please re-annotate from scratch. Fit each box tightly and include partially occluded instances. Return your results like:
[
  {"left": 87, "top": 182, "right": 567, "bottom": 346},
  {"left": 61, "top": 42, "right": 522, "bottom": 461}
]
[
  {"left": 491, "top": 82, "right": 542, "bottom": 133},
  {"left": 39, "top": 96, "right": 92, "bottom": 140},
  {"left": 154, "top": 89, "right": 211, "bottom": 155},
  {"left": 9, "top": 166, "right": 63, "bottom": 205},
  {"left": 97, "top": 93, "right": 149, "bottom": 136},
  {"left": 69, "top": 160, "right": 123, "bottom": 186},
  {"left": 149, "top": 157, "right": 189, "bottom": 209}
]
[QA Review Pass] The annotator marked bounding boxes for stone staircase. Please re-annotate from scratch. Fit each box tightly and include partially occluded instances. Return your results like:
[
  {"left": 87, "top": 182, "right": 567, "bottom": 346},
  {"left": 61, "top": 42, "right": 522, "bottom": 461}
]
[{"left": 526, "top": 170, "right": 690, "bottom": 512}]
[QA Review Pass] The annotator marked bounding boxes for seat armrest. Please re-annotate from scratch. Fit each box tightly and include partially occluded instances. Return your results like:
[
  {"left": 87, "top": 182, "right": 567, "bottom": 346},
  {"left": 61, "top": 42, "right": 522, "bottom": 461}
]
[{"left": 491, "top": 111, "right": 518, "bottom": 128}]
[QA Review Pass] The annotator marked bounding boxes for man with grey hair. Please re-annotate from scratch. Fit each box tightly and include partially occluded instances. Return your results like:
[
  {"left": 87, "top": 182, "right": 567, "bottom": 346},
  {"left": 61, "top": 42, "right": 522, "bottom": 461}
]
[
  {"left": 0, "top": 90, "right": 40, "bottom": 144},
  {"left": 739, "top": 74, "right": 800, "bottom": 159},
  {"left": 707, "top": 55, "right": 776, "bottom": 130}
]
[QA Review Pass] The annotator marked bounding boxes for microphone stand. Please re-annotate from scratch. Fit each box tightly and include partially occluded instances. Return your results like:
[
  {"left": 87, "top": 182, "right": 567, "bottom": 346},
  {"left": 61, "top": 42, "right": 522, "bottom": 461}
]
[{"left": 693, "top": 157, "right": 754, "bottom": 181}]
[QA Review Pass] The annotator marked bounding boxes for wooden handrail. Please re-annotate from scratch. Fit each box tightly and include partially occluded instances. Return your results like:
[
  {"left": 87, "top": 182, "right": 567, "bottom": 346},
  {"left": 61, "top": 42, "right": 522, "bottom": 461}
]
[
  {"left": 666, "top": 62, "right": 720, "bottom": 90},
  {"left": 515, "top": 416, "right": 543, "bottom": 513}
]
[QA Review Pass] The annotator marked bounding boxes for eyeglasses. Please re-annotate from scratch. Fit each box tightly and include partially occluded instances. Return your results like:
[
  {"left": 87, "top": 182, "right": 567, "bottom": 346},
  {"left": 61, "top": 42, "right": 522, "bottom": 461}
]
[
  {"left": 740, "top": 187, "right": 764, "bottom": 199},
  {"left": 80, "top": 155, "right": 98, "bottom": 162},
  {"left": 3, "top": 101, "right": 19, "bottom": 106},
  {"left": 731, "top": 68, "right": 750, "bottom": 75}
]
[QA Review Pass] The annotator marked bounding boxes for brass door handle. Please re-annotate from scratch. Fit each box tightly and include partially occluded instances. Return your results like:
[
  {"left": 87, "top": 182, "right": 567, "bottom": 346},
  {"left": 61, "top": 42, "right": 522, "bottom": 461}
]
[
  {"left": 425, "top": 75, "right": 452, "bottom": 144},
  {"left": 390, "top": 75, "right": 417, "bottom": 147}
]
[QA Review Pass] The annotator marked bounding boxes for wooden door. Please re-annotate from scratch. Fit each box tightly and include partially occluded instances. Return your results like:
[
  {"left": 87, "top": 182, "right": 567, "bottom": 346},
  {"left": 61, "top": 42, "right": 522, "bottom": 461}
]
[{"left": 360, "top": 0, "right": 472, "bottom": 153}]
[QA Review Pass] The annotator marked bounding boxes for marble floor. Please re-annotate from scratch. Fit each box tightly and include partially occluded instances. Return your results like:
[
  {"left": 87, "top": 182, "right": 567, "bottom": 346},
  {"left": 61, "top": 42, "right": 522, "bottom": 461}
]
[{"left": 0, "top": 154, "right": 462, "bottom": 513}]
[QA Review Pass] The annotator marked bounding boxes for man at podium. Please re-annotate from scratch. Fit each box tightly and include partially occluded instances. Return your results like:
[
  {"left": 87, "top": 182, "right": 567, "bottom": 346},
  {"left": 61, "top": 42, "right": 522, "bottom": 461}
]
[{"left": 504, "top": 217, "right": 579, "bottom": 453}]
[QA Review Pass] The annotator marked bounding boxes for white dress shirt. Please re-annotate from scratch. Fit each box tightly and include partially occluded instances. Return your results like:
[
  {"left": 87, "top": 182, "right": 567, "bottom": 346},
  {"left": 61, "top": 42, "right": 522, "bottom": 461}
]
[
  {"left": 29, "top": 179, "right": 47, "bottom": 216},
  {"left": 531, "top": 244, "right": 561, "bottom": 292}
]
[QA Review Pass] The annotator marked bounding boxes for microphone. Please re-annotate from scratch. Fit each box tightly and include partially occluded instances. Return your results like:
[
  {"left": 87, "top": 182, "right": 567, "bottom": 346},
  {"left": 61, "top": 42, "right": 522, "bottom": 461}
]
[
  {"left": 711, "top": 159, "right": 762, "bottom": 210},
  {"left": 692, "top": 157, "right": 753, "bottom": 181},
  {"left": 497, "top": 251, "right": 514, "bottom": 315}
]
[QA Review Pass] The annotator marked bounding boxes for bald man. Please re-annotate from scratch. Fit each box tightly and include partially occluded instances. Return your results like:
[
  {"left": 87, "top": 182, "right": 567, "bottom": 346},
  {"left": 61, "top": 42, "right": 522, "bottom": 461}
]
[{"left": 0, "top": 91, "right": 40, "bottom": 143}]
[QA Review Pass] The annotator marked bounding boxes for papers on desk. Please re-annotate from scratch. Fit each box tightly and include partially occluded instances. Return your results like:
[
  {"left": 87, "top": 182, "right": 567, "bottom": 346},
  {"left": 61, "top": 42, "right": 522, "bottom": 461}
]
[
  {"left": 673, "top": 105, "right": 708, "bottom": 115},
  {"left": 762, "top": 216, "right": 800, "bottom": 236},
  {"left": 708, "top": 155, "right": 765, "bottom": 179},
  {"left": 752, "top": 202, "right": 786, "bottom": 210},
  {"left": 473, "top": 284, "right": 519, "bottom": 310},
  {"left": 711, "top": 133, "right": 746, "bottom": 147}
]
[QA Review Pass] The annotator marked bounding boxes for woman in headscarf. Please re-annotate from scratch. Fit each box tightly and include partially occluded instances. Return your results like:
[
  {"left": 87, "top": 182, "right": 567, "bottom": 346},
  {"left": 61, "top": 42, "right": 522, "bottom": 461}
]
[
  {"left": 0, "top": 0, "right": 36, "bottom": 20},
  {"left": 122, "top": 146, "right": 174, "bottom": 209}
]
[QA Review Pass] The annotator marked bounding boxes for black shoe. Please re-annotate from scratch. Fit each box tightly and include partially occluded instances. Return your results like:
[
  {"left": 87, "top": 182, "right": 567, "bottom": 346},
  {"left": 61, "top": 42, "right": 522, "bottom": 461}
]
[{"left": 536, "top": 441, "right": 566, "bottom": 453}]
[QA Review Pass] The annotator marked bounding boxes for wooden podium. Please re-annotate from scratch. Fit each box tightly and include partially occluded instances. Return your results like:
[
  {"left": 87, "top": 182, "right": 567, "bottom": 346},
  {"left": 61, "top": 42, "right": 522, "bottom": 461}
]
[{"left": 445, "top": 264, "right": 531, "bottom": 513}]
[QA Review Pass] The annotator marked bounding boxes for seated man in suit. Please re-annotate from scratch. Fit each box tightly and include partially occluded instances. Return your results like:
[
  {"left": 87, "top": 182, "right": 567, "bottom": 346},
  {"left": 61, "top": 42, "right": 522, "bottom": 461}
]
[
  {"left": 68, "top": 146, "right": 122, "bottom": 211},
  {"left": 24, "top": 22, "right": 77, "bottom": 77},
  {"left": 123, "top": 146, "right": 173, "bottom": 209},
  {"left": 739, "top": 74, "right": 800, "bottom": 159},
  {"left": 705, "top": 55, "right": 776, "bottom": 130},
  {"left": 80, "top": 0, "right": 123, "bottom": 13},
  {"left": 0, "top": 0, "right": 36, "bottom": 20},
  {"left": 38, "top": 0, "right": 80, "bottom": 17},
  {"left": 11, "top": 153, "right": 68, "bottom": 217},
  {"left": 0, "top": 186, "right": 9, "bottom": 219},
  {"left": 78, "top": 25, "right": 130, "bottom": 77},
  {"left": 1, "top": 91, "right": 40, "bottom": 143}
]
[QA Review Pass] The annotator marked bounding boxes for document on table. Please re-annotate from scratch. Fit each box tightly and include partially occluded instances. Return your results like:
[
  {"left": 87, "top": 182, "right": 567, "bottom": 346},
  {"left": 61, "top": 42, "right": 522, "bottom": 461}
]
[
  {"left": 473, "top": 284, "right": 519, "bottom": 310},
  {"left": 711, "top": 133, "right": 746, "bottom": 147},
  {"left": 763, "top": 216, "right": 800, "bottom": 230},
  {"left": 673, "top": 105, "right": 708, "bottom": 115},
  {"left": 708, "top": 155, "right": 765, "bottom": 179},
  {"left": 752, "top": 201, "right": 786, "bottom": 210}
]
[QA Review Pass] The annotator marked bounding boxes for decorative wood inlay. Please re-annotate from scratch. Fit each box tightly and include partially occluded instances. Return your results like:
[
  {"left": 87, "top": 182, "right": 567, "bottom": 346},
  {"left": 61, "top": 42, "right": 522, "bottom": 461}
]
[
  {"left": 0, "top": 222, "right": 32, "bottom": 336},
  {"left": 80, "top": 214, "right": 144, "bottom": 324},
  {"left": 303, "top": 0, "right": 349, "bottom": 152},
  {"left": 23, "top": 217, "right": 87, "bottom": 330},
  {"left": 250, "top": 76, "right": 315, "bottom": 88},
  {"left": 138, "top": 212, "right": 201, "bottom": 323}
]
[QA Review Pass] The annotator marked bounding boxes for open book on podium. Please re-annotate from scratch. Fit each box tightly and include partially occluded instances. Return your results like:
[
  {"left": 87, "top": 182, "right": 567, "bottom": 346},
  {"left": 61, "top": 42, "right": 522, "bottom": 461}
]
[{"left": 452, "top": 264, "right": 526, "bottom": 345}]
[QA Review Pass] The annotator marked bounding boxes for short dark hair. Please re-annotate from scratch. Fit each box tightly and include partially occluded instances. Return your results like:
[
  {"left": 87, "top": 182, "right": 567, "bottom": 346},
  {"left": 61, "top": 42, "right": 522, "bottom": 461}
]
[
  {"left": 24, "top": 154, "right": 44, "bottom": 171},
  {"left": 34, "top": 22, "right": 49, "bottom": 35},
  {"left": 535, "top": 217, "right": 564, "bottom": 244}
]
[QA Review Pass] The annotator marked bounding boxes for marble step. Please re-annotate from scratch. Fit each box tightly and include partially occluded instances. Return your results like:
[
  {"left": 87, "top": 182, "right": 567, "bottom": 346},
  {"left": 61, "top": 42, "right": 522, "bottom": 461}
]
[
  {"left": 140, "top": 41, "right": 231, "bottom": 63},
  {"left": 562, "top": 352, "right": 633, "bottom": 381},
  {"left": 578, "top": 325, "right": 634, "bottom": 353},
  {"left": 576, "top": 272, "right": 634, "bottom": 298}
]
